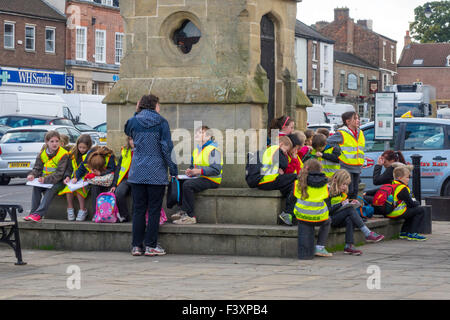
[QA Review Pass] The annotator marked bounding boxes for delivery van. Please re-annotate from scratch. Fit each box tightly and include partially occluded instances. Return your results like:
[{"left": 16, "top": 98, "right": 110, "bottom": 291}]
[
  {"left": 307, "top": 104, "right": 328, "bottom": 125},
  {"left": 323, "top": 103, "right": 355, "bottom": 125},
  {"left": 0, "top": 92, "right": 71, "bottom": 118},
  {"left": 59, "top": 94, "right": 106, "bottom": 128}
]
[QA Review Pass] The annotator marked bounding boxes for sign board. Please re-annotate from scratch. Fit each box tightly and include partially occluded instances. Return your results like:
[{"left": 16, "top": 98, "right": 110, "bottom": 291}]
[
  {"left": 0, "top": 67, "right": 66, "bottom": 88},
  {"left": 369, "top": 80, "right": 379, "bottom": 94},
  {"left": 375, "top": 92, "right": 395, "bottom": 140},
  {"left": 65, "top": 75, "right": 74, "bottom": 91},
  {"left": 347, "top": 74, "right": 357, "bottom": 90}
]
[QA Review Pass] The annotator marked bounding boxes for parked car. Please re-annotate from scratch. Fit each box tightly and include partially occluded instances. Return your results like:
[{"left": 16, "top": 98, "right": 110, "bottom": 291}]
[
  {"left": 0, "top": 125, "right": 10, "bottom": 139},
  {"left": 0, "top": 114, "right": 74, "bottom": 128},
  {"left": 74, "top": 122, "right": 103, "bottom": 145},
  {"left": 0, "top": 125, "right": 82, "bottom": 185},
  {"left": 307, "top": 123, "right": 338, "bottom": 136},
  {"left": 360, "top": 117, "right": 450, "bottom": 197},
  {"left": 94, "top": 122, "right": 107, "bottom": 144}
]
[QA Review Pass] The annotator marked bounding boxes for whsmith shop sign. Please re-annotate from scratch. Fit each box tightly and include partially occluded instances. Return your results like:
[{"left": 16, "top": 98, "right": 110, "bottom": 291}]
[{"left": 0, "top": 67, "right": 73, "bottom": 90}]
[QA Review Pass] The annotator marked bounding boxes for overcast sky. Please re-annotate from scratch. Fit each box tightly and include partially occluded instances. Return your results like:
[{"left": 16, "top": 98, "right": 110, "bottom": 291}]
[{"left": 296, "top": 0, "right": 440, "bottom": 61}]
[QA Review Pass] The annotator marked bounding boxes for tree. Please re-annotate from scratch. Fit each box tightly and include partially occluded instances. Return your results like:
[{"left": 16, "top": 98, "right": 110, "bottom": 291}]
[{"left": 409, "top": 1, "right": 450, "bottom": 43}]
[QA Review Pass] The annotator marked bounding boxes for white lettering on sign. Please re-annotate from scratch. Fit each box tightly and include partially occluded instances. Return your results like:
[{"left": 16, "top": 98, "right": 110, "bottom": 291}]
[{"left": 18, "top": 72, "right": 51, "bottom": 85}]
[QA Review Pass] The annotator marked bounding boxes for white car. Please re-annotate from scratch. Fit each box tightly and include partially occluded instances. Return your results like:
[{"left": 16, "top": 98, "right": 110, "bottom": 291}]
[
  {"left": 0, "top": 125, "right": 82, "bottom": 185},
  {"left": 307, "top": 123, "right": 339, "bottom": 135}
]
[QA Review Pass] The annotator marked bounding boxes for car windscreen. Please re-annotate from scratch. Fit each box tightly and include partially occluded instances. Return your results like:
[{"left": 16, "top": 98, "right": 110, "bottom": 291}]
[
  {"left": 0, "top": 130, "right": 47, "bottom": 144},
  {"left": 75, "top": 124, "right": 94, "bottom": 131},
  {"left": 52, "top": 119, "right": 74, "bottom": 126},
  {"left": 95, "top": 123, "right": 106, "bottom": 133}
]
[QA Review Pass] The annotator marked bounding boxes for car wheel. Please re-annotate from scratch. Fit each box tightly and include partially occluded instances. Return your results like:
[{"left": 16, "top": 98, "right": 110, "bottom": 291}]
[
  {"left": 442, "top": 180, "right": 450, "bottom": 197},
  {"left": 0, "top": 176, "right": 11, "bottom": 185}
]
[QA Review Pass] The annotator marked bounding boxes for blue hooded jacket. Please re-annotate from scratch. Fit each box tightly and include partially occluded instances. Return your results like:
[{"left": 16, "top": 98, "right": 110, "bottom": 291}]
[{"left": 124, "top": 109, "right": 178, "bottom": 185}]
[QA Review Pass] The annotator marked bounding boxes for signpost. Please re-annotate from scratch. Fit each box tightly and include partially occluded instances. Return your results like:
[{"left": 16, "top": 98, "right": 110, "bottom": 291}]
[{"left": 375, "top": 92, "right": 395, "bottom": 150}]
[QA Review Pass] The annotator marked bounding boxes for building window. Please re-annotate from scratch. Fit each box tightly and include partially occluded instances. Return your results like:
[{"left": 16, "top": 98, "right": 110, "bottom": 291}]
[
  {"left": 447, "top": 55, "right": 450, "bottom": 67},
  {"left": 382, "top": 41, "right": 386, "bottom": 61},
  {"left": 359, "top": 76, "right": 364, "bottom": 95},
  {"left": 390, "top": 45, "right": 395, "bottom": 63},
  {"left": 173, "top": 20, "right": 201, "bottom": 54},
  {"left": 383, "top": 74, "right": 389, "bottom": 90},
  {"left": 25, "top": 25, "right": 35, "bottom": 51},
  {"left": 92, "top": 82, "right": 98, "bottom": 95},
  {"left": 323, "top": 69, "right": 328, "bottom": 90},
  {"left": 95, "top": 30, "right": 106, "bottom": 63},
  {"left": 4, "top": 22, "right": 14, "bottom": 49},
  {"left": 347, "top": 73, "right": 357, "bottom": 90},
  {"left": 76, "top": 27, "right": 87, "bottom": 60},
  {"left": 115, "top": 33, "right": 124, "bottom": 64},
  {"left": 340, "top": 73, "right": 345, "bottom": 92},
  {"left": 76, "top": 81, "right": 87, "bottom": 93},
  {"left": 324, "top": 45, "right": 328, "bottom": 63},
  {"left": 102, "top": 0, "right": 113, "bottom": 6},
  {"left": 312, "top": 42, "right": 317, "bottom": 61},
  {"left": 45, "top": 27, "right": 55, "bottom": 53},
  {"left": 312, "top": 68, "right": 317, "bottom": 90}
]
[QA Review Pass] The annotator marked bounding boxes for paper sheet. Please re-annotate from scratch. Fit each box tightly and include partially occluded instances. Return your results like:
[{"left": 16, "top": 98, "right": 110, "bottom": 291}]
[
  {"left": 65, "top": 180, "right": 90, "bottom": 192},
  {"left": 177, "top": 175, "right": 198, "bottom": 180},
  {"left": 26, "top": 178, "right": 53, "bottom": 189}
]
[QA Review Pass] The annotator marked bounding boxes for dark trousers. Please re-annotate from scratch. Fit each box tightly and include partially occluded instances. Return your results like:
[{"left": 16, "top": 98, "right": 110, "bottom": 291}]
[
  {"left": 181, "top": 178, "right": 219, "bottom": 217},
  {"left": 298, "top": 219, "right": 331, "bottom": 247},
  {"left": 258, "top": 174, "right": 297, "bottom": 214},
  {"left": 348, "top": 172, "right": 360, "bottom": 199},
  {"left": 131, "top": 183, "right": 165, "bottom": 248},
  {"left": 90, "top": 185, "right": 110, "bottom": 213},
  {"left": 393, "top": 206, "right": 426, "bottom": 234},
  {"left": 31, "top": 182, "right": 64, "bottom": 217},
  {"left": 115, "top": 179, "right": 132, "bottom": 219},
  {"left": 331, "top": 207, "right": 365, "bottom": 244}
]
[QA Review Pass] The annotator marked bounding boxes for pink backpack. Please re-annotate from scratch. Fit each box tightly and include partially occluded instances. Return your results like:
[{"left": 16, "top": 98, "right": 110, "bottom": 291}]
[
  {"left": 93, "top": 192, "right": 118, "bottom": 223},
  {"left": 145, "top": 208, "right": 168, "bottom": 225}
]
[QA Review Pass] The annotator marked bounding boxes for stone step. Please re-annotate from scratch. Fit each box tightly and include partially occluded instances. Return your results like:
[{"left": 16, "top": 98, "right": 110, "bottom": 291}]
[{"left": 17, "top": 217, "right": 403, "bottom": 258}]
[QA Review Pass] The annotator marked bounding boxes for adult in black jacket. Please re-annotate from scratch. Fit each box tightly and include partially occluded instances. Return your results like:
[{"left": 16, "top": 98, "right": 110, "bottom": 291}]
[{"left": 373, "top": 150, "right": 406, "bottom": 185}]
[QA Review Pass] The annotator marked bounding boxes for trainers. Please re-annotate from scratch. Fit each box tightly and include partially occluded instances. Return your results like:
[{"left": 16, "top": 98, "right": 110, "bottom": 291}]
[
  {"left": 366, "top": 232, "right": 385, "bottom": 243},
  {"left": 406, "top": 233, "right": 427, "bottom": 241},
  {"left": 131, "top": 246, "right": 143, "bottom": 256},
  {"left": 344, "top": 245, "right": 363, "bottom": 256},
  {"left": 173, "top": 213, "right": 197, "bottom": 225},
  {"left": 279, "top": 212, "right": 293, "bottom": 226},
  {"left": 67, "top": 208, "right": 75, "bottom": 221},
  {"left": 315, "top": 247, "right": 333, "bottom": 257},
  {"left": 399, "top": 232, "right": 409, "bottom": 240},
  {"left": 170, "top": 210, "right": 186, "bottom": 221},
  {"left": 76, "top": 209, "right": 88, "bottom": 221},
  {"left": 23, "top": 213, "right": 42, "bottom": 222},
  {"left": 145, "top": 245, "right": 166, "bottom": 256}
]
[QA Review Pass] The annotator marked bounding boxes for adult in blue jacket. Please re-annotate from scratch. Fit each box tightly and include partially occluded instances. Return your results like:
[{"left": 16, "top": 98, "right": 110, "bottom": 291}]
[{"left": 124, "top": 94, "right": 178, "bottom": 257}]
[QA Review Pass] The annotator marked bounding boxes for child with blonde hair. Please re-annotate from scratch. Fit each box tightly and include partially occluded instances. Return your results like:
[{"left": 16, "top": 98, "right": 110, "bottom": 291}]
[{"left": 328, "top": 170, "right": 384, "bottom": 255}]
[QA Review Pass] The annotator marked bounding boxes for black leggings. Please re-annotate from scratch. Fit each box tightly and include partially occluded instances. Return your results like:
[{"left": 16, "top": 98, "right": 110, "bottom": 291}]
[{"left": 331, "top": 207, "right": 365, "bottom": 244}]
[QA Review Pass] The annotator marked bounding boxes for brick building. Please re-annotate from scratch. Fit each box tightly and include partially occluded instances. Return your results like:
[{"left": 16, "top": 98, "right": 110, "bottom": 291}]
[
  {"left": 396, "top": 32, "right": 450, "bottom": 109},
  {"left": 334, "top": 50, "right": 380, "bottom": 119},
  {"left": 65, "top": 0, "right": 123, "bottom": 95},
  {"left": 315, "top": 8, "right": 397, "bottom": 92},
  {"left": 0, "top": 0, "right": 66, "bottom": 94},
  {"left": 295, "top": 20, "right": 334, "bottom": 105}
]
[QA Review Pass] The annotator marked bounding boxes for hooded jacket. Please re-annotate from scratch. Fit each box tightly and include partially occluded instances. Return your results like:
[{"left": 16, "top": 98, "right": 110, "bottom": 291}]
[{"left": 124, "top": 109, "right": 178, "bottom": 185}]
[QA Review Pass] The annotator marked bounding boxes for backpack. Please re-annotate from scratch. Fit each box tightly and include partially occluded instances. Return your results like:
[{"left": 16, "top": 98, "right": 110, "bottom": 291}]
[
  {"left": 145, "top": 208, "right": 168, "bottom": 225},
  {"left": 93, "top": 192, "right": 118, "bottom": 223},
  {"left": 166, "top": 177, "right": 181, "bottom": 208},
  {"left": 357, "top": 195, "right": 374, "bottom": 219},
  {"left": 372, "top": 184, "right": 400, "bottom": 214},
  {"left": 245, "top": 151, "right": 263, "bottom": 188}
]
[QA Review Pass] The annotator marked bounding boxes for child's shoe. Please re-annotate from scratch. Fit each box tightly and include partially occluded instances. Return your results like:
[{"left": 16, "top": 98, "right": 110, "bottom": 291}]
[
  {"left": 131, "top": 246, "right": 143, "bottom": 256},
  {"left": 406, "top": 233, "right": 427, "bottom": 241},
  {"left": 145, "top": 244, "right": 166, "bottom": 256},
  {"left": 399, "top": 232, "right": 409, "bottom": 239},
  {"left": 173, "top": 213, "right": 197, "bottom": 225},
  {"left": 76, "top": 209, "right": 88, "bottom": 221},
  {"left": 170, "top": 210, "right": 186, "bottom": 221},
  {"left": 279, "top": 212, "right": 293, "bottom": 226},
  {"left": 366, "top": 232, "right": 385, "bottom": 242},
  {"left": 344, "top": 245, "right": 362, "bottom": 256},
  {"left": 23, "top": 213, "right": 42, "bottom": 222},
  {"left": 315, "top": 247, "right": 333, "bottom": 257},
  {"left": 67, "top": 208, "right": 76, "bottom": 221}
]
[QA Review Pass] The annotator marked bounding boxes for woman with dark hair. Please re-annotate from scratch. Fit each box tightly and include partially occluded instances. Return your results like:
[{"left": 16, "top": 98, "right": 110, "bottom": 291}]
[
  {"left": 125, "top": 94, "right": 178, "bottom": 257},
  {"left": 373, "top": 150, "right": 407, "bottom": 185}
]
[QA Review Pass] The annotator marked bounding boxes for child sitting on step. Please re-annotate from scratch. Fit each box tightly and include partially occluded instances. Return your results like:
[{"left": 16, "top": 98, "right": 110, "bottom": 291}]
[
  {"left": 328, "top": 169, "right": 384, "bottom": 256},
  {"left": 303, "top": 133, "right": 341, "bottom": 179},
  {"left": 171, "top": 126, "right": 223, "bottom": 225},
  {"left": 59, "top": 134, "right": 93, "bottom": 221}
]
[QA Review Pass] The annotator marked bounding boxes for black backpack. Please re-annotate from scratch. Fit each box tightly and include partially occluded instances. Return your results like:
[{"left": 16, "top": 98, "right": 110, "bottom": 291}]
[
  {"left": 166, "top": 176, "right": 181, "bottom": 208},
  {"left": 245, "top": 151, "right": 263, "bottom": 188}
]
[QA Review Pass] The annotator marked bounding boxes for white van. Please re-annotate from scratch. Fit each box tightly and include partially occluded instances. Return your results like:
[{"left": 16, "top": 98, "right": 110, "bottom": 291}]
[
  {"left": 59, "top": 94, "right": 106, "bottom": 128},
  {"left": 0, "top": 92, "right": 69, "bottom": 118},
  {"left": 323, "top": 103, "right": 355, "bottom": 125},
  {"left": 307, "top": 104, "right": 327, "bottom": 125}
]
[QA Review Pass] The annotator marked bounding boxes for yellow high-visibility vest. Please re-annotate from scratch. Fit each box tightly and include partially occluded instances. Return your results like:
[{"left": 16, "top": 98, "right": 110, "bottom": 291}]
[
  {"left": 58, "top": 153, "right": 89, "bottom": 198},
  {"left": 338, "top": 128, "right": 365, "bottom": 166},
  {"left": 192, "top": 144, "right": 223, "bottom": 184},
  {"left": 258, "top": 145, "right": 280, "bottom": 185},
  {"left": 386, "top": 180, "right": 410, "bottom": 218},
  {"left": 40, "top": 147, "right": 69, "bottom": 177},
  {"left": 311, "top": 147, "right": 340, "bottom": 178},
  {"left": 117, "top": 147, "right": 133, "bottom": 186},
  {"left": 330, "top": 192, "right": 348, "bottom": 206},
  {"left": 293, "top": 182, "right": 329, "bottom": 223}
]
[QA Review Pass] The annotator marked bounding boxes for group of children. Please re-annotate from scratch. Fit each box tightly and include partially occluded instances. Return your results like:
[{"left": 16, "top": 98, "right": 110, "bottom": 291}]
[{"left": 23, "top": 130, "right": 134, "bottom": 223}]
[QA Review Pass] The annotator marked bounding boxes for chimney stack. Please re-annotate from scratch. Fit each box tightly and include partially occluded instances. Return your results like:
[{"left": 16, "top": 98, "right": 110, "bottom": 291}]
[
  {"left": 334, "top": 8, "right": 350, "bottom": 21},
  {"left": 357, "top": 19, "right": 373, "bottom": 30},
  {"left": 404, "top": 30, "right": 412, "bottom": 47},
  {"left": 314, "top": 21, "right": 329, "bottom": 30}
]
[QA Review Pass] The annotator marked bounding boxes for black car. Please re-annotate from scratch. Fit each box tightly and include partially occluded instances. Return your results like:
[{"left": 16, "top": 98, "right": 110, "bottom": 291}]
[{"left": 0, "top": 114, "right": 74, "bottom": 128}]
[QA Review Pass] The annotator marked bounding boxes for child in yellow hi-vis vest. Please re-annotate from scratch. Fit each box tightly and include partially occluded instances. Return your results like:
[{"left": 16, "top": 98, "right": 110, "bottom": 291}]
[
  {"left": 171, "top": 126, "right": 223, "bottom": 225},
  {"left": 303, "top": 133, "right": 341, "bottom": 179},
  {"left": 291, "top": 159, "right": 332, "bottom": 258},
  {"left": 110, "top": 136, "right": 134, "bottom": 222},
  {"left": 24, "top": 131, "right": 69, "bottom": 222},
  {"left": 59, "top": 134, "right": 93, "bottom": 221}
]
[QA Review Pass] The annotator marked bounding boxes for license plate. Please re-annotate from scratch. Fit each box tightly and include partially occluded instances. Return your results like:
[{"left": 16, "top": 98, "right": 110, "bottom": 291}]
[
  {"left": 100, "top": 138, "right": 107, "bottom": 142},
  {"left": 8, "top": 162, "right": 30, "bottom": 168}
]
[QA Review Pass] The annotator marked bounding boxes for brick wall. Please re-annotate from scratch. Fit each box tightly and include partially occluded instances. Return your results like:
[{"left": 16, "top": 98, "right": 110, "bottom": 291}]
[
  {"left": 0, "top": 13, "right": 65, "bottom": 71},
  {"left": 396, "top": 68, "right": 450, "bottom": 101}
]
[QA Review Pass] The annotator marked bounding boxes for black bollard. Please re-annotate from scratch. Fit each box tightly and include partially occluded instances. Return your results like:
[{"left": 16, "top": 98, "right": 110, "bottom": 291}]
[
  {"left": 411, "top": 154, "right": 422, "bottom": 202},
  {"left": 297, "top": 222, "right": 315, "bottom": 260}
]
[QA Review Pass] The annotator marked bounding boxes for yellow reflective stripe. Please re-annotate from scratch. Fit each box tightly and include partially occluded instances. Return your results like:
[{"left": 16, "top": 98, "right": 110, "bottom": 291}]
[
  {"left": 258, "top": 145, "right": 280, "bottom": 185},
  {"left": 193, "top": 145, "right": 223, "bottom": 184}
]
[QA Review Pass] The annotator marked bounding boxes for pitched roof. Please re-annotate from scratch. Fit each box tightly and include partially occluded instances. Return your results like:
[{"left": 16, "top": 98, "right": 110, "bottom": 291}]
[
  {"left": 398, "top": 43, "right": 450, "bottom": 67},
  {"left": 0, "top": 0, "right": 66, "bottom": 21},
  {"left": 295, "top": 20, "right": 335, "bottom": 44},
  {"left": 334, "top": 50, "right": 378, "bottom": 70}
]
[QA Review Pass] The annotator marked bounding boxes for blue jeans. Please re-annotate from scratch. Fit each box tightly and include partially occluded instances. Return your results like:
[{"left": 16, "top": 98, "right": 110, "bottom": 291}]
[{"left": 131, "top": 183, "right": 165, "bottom": 248}]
